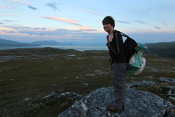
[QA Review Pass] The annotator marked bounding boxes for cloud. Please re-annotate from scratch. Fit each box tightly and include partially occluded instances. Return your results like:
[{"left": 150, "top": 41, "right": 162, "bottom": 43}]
[
  {"left": 0, "top": 26, "right": 16, "bottom": 32},
  {"left": 0, "top": 5, "right": 13, "bottom": 9},
  {"left": 41, "top": 16, "right": 97, "bottom": 32},
  {"left": 118, "top": 20, "right": 131, "bottom": 24},
  {"left": 27, "top": 5, "right": 37, "bottom": 10},
  {"left": 42, "top": 16, "right": 80, "bottom": 25},
  {"left": 46, "top": 2, "right": 58, "bottom": 10},
  {"left": 9, "top": 0, "right": 30, "bottom": 5},
  {"left": 3, "top": 19, "right": 15, "bottom": 22},
  {"left": 0, "top": 14, "right": 16, "bottom": 16},
  {"left": 0, "top": 19, "right": 17, "bottom": 25},
  {"left": 79, "top": 8, "right": 103, "bottom": 17},
  {"left": 8, "top": 0, "right": 37, "bottom": 10},
  {"left": 154, "top": 26, "right": 161, "bottom": 30},
  {"left": 134, "top": 20, "right": 147, "bottom": 24},
  {"left": 161, "top": 21, "right": 168, "bottom": 26},
  {"left": 0, "top": 25, "right": 105, "bottom": 42},
  {"left": 1, "top": 25, "right": 175, "bottom": 43},
  {"left": 78, "top": 26, "right": 97, "bottom": 32}
]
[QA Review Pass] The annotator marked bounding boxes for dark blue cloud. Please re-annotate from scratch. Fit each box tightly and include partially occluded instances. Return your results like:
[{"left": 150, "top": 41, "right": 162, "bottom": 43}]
[
  {"left": 46, "top": 2, "right": 58, "bottom": 10},
  {"left": 27, "top": 5, "right": 37, "bottom": 10}
]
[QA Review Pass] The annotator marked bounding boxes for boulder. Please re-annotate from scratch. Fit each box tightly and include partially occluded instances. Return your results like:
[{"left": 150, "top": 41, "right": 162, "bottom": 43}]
[
  {"left": 58, "top": 87, "right": 174, "bottom": 117},
  {"left": 127, "top": 80, "right": 156, "bottom": 88},
  {"left": 159, "top": 77, "right": 175, "bottom": 84}
]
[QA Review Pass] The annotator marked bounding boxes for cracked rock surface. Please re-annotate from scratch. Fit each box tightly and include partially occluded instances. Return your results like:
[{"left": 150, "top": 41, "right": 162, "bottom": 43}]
[{"left": 58, "top": 87, "right": 174, "bottom": 117}]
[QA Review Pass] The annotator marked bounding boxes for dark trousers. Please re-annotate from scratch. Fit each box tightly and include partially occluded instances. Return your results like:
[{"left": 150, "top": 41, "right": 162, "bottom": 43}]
[{"left": 111, "top": 62, "right": 128, "bottom": 109}]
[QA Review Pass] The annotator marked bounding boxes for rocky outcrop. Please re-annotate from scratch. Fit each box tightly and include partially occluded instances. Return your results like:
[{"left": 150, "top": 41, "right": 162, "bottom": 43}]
[
  {"left": 127, "top": 80, "right": 156, "bottom": 88},
  {"left": 159, "top": 77, "right": 175, "bottom": 84},
  {"left": 58, "top": 87, "right": 175, "bottom": 117}
]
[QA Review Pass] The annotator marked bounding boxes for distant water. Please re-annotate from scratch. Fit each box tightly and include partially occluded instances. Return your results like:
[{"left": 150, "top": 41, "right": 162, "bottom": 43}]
[
  {"left": 0, "top": 45, "right": 108, "bottom": 51},
  {"left": 39, "top": 45, "right": 107, "bottom": 51}
]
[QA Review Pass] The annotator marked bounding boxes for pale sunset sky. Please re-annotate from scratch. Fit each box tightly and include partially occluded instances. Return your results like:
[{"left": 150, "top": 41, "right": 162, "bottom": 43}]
[{"left": 0, "top": 0, "right": 175, "bottom": 44}]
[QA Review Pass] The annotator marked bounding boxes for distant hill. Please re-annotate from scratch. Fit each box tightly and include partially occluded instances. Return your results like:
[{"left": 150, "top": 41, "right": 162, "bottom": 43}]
[
  {"left": 31, "top": 40, "right": 75, "bottom": 46},
  {"left": 1, "top": 39, "right": 175, "bottom": 58},
  {"left": 0, "top": 39, "right": 72, "bottom": 48},
  {"left": 0, "top": 38, "right": 33, "bottom": 47},
  {"left": 145, "top": 41, "right": 175, "bottom": 58},
  {"left": 31, "top": 40, "right": 61, "bottom": 45},
  {"left": 30, "top": 40, "right": 105, "bottom": 46}
]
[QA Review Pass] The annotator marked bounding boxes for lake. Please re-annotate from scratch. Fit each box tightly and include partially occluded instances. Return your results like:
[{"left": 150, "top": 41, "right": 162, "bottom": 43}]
[{"left": 0, "top": 45, "right": 108, "bottom": 51}]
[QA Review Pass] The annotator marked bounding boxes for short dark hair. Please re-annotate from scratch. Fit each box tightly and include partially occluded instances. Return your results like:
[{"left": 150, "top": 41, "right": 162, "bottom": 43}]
[{"left": 102, "top": 16, "right": 115, "bottom": 28}]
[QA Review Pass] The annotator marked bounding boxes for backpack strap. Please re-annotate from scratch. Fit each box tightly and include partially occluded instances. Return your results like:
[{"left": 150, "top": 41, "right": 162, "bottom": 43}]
[
  {"left": 113, "top": 30, "right": 120, "bottom": 55},
  {"left": 120, "top": 31, "right": 129, "bottom": 38},
  {"left": 113, "top": 30, "right": 126, "bottom": 55}
]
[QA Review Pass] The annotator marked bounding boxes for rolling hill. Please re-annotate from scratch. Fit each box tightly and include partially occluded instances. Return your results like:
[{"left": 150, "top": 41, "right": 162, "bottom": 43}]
[{"left": 145, "top": 41, "right": 175, "bottom": 58}]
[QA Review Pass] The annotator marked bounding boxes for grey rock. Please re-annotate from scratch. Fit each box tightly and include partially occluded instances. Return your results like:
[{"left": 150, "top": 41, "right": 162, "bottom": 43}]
[
  {"left": 159, "top": 77, "right": 175, "bottom": 83},
  {"left": 94, "top": 69, "right": 109, "bottom": 76},
  {"left": 58, "top": 87, "right": 174, "bottom": 117},
  {"left": 24, "top": 97, "right": 31, "bottom": 102},
  {"left": 82, "top": 83, "right": 89, "bottom": 87},
  {"left": 40, "top": 91, "right": 82, "bottom": 103},
  {"left": 85, "top": 73, "right": 96, "bottom": 77},
  {"left": 157, "top": 86, "right": 175, "bottom": 102},
  {"left": 67, "top": 54, "right": 76, "bottom": 57},
  {"left": 127, "top": 80, "right": 156, "bottom": 88}
]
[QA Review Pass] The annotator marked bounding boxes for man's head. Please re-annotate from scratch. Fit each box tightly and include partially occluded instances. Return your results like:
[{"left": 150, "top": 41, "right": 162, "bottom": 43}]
[{"left": 102, "top": 16, "right": 115, "bottom": 33}]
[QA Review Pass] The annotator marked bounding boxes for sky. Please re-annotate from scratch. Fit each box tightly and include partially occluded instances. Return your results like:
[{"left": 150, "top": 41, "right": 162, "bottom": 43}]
[{"left": 0, "top": 0, "right": 175, "bottom": 44}]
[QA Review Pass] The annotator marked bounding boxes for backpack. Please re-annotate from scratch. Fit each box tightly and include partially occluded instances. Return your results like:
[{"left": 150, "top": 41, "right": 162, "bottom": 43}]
[{"left": 120, "top": 31, "right": 146, "bottom": 76}]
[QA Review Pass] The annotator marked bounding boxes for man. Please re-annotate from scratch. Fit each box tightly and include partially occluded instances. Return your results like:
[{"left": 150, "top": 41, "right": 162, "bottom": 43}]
[{"left": 102, "top": 16, "right": 128, "bottom": 113}]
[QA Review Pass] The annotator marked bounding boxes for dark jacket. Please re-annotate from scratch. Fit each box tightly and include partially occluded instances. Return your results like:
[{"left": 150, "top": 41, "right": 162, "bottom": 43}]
[{"left": 106, "top": 29, "right": 127, "bottom": 65}]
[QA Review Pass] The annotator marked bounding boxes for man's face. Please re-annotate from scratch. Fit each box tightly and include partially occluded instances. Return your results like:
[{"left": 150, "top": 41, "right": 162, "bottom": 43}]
[{"left": 103, "top": 23, "right": 113, "bottom": 33}]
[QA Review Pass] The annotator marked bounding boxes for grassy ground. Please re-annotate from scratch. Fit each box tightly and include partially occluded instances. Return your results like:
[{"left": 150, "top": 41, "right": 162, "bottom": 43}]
[{"left": 0, "top": 47, "right": 174, "bottom": 117}]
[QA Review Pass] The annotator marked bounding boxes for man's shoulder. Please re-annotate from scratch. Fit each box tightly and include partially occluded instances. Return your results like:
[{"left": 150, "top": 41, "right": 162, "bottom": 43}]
[
  {"left": 115, "top": 30, "right": 128, "bottom": 37},
  {"left": 113, "top": 30, "right": 122, "bottom": 36},
  {"left": 113, "top": 29, "right": 121, "bottom": 37},
  {"left": 114, "top": 29, "right": 121, "bottom": 33}
]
